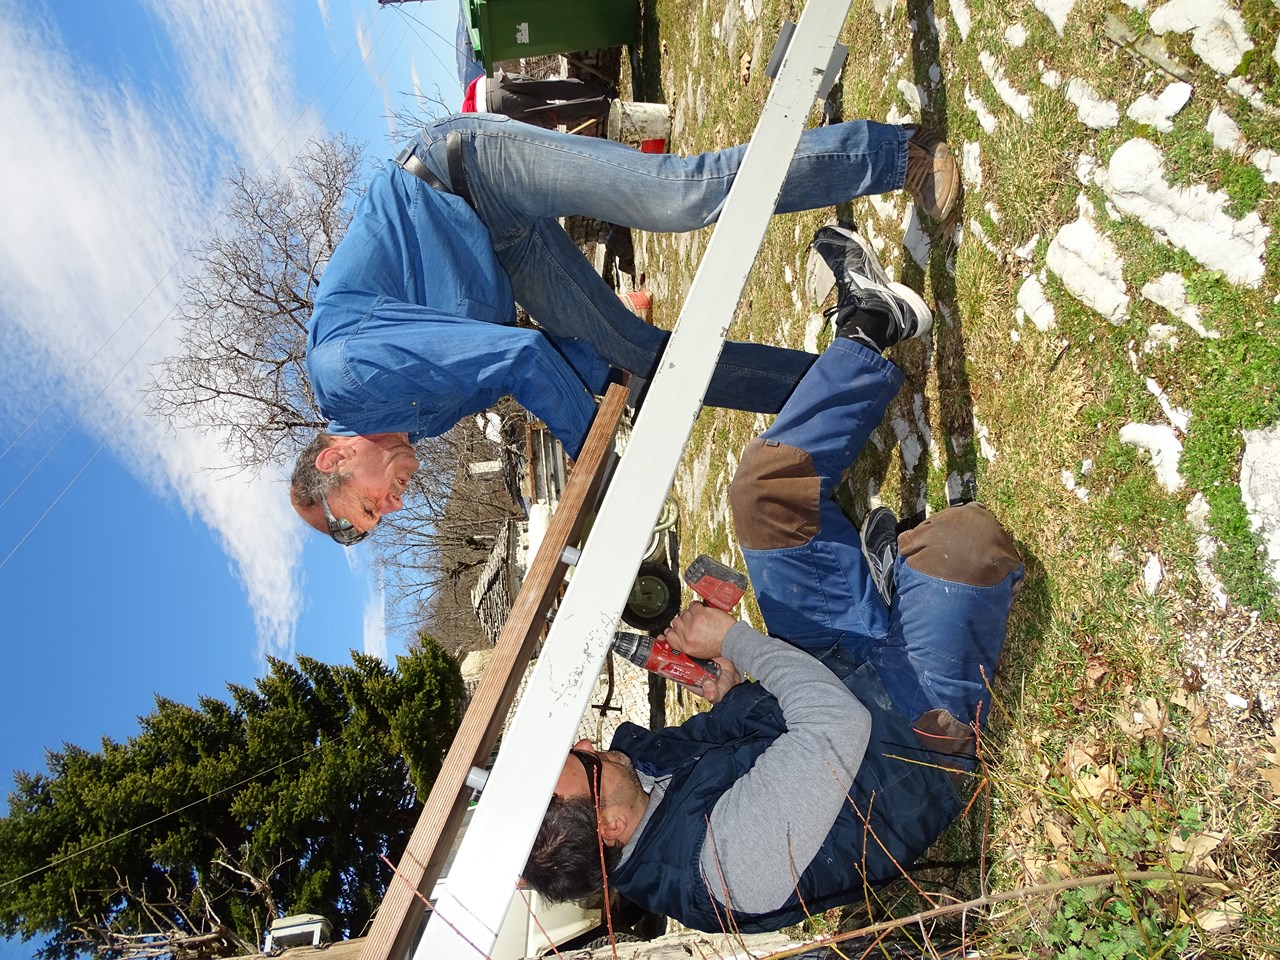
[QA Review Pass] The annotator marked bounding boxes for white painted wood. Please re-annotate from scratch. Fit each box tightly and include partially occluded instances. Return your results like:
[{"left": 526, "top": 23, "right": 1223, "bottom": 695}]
[{"left": 417, "top": 5, "right": 853, "bottom": 957}]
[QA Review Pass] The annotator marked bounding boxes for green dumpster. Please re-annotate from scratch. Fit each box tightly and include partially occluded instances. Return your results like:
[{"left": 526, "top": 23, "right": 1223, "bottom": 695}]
[{"left": 467, "top": 0, "right": 639, "bottom": 69}]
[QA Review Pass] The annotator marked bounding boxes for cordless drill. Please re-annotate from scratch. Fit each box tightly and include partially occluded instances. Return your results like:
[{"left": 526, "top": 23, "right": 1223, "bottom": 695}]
[{"left": 612, "top": 555, "right": 749, "bottom": 686}]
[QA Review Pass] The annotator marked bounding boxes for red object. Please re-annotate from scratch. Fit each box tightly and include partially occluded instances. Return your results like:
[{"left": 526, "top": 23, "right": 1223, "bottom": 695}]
[
  {"left": 639, "top": 138, "right": 667, "bottom": 153},
  {"left": 462, "top": 76, "right": 481, "bottom": 112},
  {"left": 683, "top": 555, "right": 747, "bottom": 611},
  {"left": 613, "top": 631, "right": 720, "bottom": 688}
]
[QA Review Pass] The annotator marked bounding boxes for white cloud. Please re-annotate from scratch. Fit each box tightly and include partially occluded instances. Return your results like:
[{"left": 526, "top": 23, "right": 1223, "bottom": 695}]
[
  {"left": 0, "top": 4, "right": 308, "bottom": 661},
  {"left": 146, "top": 0, "right": 323, "bottom": 169},
  {"left": 362, "top": 583, "right": 388, "bottom": 661},
  {"left": 355, "top": 13, "right": 398, "bottom": 139}
]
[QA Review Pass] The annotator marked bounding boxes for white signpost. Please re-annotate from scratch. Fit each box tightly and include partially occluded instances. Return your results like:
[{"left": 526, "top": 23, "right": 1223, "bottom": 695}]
[{"left": 417, "top": 4, "right": 853, "bottom": 956}]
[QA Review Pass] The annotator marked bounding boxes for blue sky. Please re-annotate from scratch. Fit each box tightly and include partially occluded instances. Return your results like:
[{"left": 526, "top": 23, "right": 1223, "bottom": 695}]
[{"left": 0, "top": 0, "right": 463, "bottom": 951}]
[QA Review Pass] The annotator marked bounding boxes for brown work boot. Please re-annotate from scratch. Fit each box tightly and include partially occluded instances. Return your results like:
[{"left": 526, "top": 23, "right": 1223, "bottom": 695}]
[{"left": 904, "top": 131, "right": 959, "bottom": 222}]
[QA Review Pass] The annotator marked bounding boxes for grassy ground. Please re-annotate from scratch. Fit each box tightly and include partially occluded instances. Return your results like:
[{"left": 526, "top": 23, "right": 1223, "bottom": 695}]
[{"left": 626, "top": 0, "right": 1280, "bottom": 954}]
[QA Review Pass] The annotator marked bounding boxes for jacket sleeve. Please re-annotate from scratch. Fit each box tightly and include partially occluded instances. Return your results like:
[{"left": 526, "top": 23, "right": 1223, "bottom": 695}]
[
  {"left": 324, "top": 297, "right": 600, "bottom": 458},
  {"left": 699, "top": 623, "right": 871, "bottom": 914}
]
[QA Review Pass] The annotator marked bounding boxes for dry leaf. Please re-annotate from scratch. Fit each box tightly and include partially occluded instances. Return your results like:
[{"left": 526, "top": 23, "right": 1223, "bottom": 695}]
[
  {"left": 739, "top": 52, "right": 752, "bottom": 85},
  {"left": 1260, "top": 766, "right": 1280, "bottom": 796},
  {"left": 1170, "top": 829, "right": 1224, "bottom": 872},
  {"left": 1074, "top": 763, "right": 1121, "bottom": 804},
  {"left": 1196, "top": 898, "right": 1245, "bottom": 933},
  {"left": 1044, "top": 819, "right": 1072, "bottom": 858}
]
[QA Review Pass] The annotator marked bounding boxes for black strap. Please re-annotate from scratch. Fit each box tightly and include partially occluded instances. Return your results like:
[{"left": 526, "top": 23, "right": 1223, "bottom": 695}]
[
  {"left": 445, "top": 131, "right": 475, "bottom": 208},
  {"left": 395, "top": 144, "right": 449, "bottom": 193}
]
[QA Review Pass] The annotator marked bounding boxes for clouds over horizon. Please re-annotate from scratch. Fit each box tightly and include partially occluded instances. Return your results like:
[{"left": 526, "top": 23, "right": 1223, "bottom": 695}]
[{"left": 0, "top": 2, "right": 332, "bottom": 662}]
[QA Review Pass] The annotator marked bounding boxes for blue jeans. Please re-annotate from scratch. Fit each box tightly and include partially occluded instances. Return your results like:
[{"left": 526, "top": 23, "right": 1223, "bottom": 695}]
[
  {"left": 413, "top": 115, "right": 909, "bottom": 414},
  {"left": 734, "top": 339, "right": 1023, "bottom": 729}
]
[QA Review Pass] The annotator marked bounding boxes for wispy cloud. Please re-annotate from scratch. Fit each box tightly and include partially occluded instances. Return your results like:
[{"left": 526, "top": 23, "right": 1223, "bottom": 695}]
[
  {"left": 0, "top": 4, "right": 310, "bottom": 661},
  {"left": 362, "top": 583, "right": 388, "bottom": 661}
]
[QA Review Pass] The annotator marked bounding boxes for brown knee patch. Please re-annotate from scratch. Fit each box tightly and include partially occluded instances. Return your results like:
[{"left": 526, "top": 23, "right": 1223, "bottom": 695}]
[
  {"left": 729, "top": 438, "right": 821, "bottom": 550},
  {"left": 899, "top": 502, "right": 1022, "bottom": 588},
  {"left": 914, "top": 709, "right": 977, "bottom": 791}
]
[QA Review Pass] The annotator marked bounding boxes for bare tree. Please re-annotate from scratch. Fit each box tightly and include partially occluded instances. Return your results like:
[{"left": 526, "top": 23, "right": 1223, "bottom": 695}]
[{"left": 149, "top": 135, "right": 365, "bottom": 474}]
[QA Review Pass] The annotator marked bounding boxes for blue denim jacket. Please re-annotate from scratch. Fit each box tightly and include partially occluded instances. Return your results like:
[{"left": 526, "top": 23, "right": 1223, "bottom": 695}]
[{"left": 305, "top": 162, "right": 601, "bottom": 457}]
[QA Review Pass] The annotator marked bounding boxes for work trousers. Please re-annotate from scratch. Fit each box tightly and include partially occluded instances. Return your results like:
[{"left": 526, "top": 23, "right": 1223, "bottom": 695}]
[
  {"left": 728, "top": 339, "right": 1024, "bottom": 736},
  {"left": 411, "top": 114, "right": 909, "bottom": 415}
]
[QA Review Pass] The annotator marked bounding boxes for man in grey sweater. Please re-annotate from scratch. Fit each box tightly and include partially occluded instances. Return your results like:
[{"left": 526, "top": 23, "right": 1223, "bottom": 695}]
[{"left": 523, "top": 226, "right": 1024, "bottom": 931}]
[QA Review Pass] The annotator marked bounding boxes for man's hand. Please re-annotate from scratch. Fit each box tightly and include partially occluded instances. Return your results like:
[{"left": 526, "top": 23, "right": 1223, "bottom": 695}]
[{"left": 662, "top": 603, "right": 742, "bottom": 703}]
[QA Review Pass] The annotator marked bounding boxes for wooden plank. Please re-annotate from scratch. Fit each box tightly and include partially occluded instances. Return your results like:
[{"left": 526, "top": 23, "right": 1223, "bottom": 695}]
[
  {"left": 356, "top": 384, "right": 629, "bottom": 960},
  {"left": 417, "top": 4, "right": 853, "bottom": 958}
]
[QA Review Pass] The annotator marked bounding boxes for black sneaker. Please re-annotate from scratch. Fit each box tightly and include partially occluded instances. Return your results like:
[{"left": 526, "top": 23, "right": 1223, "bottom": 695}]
[
  {"left": 811, "top": 226, "right": 933, "bottom": 352},
  {"left": 860, "top": 506, "right": 900, "bottom": 606}
]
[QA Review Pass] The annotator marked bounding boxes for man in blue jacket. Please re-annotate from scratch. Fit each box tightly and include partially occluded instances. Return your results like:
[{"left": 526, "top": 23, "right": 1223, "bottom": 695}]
[
  {"left": 522, "top": 225, "right": 1023, "bottom": 932},
  {"left": 290, "top": 113, "right": 959, "bottom": 545}
]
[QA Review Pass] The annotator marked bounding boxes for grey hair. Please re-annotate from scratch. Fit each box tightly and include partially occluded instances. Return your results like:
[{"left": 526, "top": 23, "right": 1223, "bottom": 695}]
[{"left": 290, "top": 432, "right": 346, "bottom": 508}]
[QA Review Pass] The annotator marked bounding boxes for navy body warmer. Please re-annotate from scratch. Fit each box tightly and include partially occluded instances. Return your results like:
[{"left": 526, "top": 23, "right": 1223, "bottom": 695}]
[{"left": 608, "top": 657, "right": 965, "bottom": 932}]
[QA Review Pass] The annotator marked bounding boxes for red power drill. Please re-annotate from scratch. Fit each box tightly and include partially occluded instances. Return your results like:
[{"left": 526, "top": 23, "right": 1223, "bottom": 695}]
[{"left": 612, "top": 555, "right": 749, "bottom": 687}]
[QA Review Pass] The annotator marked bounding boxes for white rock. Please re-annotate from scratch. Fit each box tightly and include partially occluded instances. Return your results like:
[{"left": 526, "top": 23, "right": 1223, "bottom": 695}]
[
  {"left": 1145, "top": 376, "right": 1191, "bottom": 434},
  {"left": 1149, "top": 0, "right": 1253, "bottom": 76},
  {"left": 1041, "top": 68, "right": 1062, "bottom": 89},
  {"left": 1143, "top": 323, "right": 1180, "bottom": 351},
  {"left": 1140, "top": 273, "right": 1220, "bottom": 338},
  {"left": 1241, "top": 424, "right": 1280, "bottom": 594},
  {"left": 975, "top": 418, "right": 998, "bottom": 462},
  {"left": 1144, "top": 553, "right": 1164, "bottom": 594},
  {"left": 1062, "top": 469, "right": 1077, "bottom": 491},
  {"left": 1227, "top": 77, "right": 1280, "bottom": 117},
  {"left": 964, "top": 84, "right": 999, "bottom": 134},
  {"left": 1017, "top": 274, "right": 1057, "bottom": 330},
  {"left": 1121, "top": 0, "right": 1147, "bottom": 9},
  {"left": 902, "top": 205, "right": 933, "bottom": 268},
  {"left": 1075, "top": 487, "right": 1091, "bottom": 502},
  {"left": 951, "top": 0, "right": 972, "bottom": 40},
  {"left": 1252, "top": 148, "right": 1280, "bottom": 185},
  {"left": 1081, "top": 458, "right": 1094, "bottom": 476},
  {"left": 962, "top": 141, "right": 983, "bottom": 191},
  {"left": 1075, "top": 152, "right": 1097, "bottom": 185},
  {"left": 1126, "top": 82, "right": 1193, "bottom": 132},
  {"left": 968, "top": 217, "right": 1002, "bottom": 259},
  {"left": 1066, "top": 77, "right": 1121, "bottom": 129},
  {"left": 1034, "top": 0, "right": 1075, "bottom": 34},
  {"left": 1013, "top": 234, "right": 1040, "bottom": 260},
  {"left": 1119, "top": 422, "right": 1185, "bottom": 493},
  {"left": 1046, "top": 200, "right": 1130, "bottom": 324},
  {"left": 898, "top": 78, "right": 926, "bottom": 113},
  {"left": 1206, "top": 106, "right": 1245, "bottom": 153},
  {"left": 1223, "top": 692, "right": 1250, "bottom": 711},
  {"left": 1100, "top": 138, "right": 1269, "bottom": 288},
  {"left": 979, "top": 51, "right": 1034, "bottom": 120},
  {"left": 1006, "top": 23, "right": 1027, "bottom": 46},
  {"left": 802, "top": 311, "right": 824, "bottom": 353}
]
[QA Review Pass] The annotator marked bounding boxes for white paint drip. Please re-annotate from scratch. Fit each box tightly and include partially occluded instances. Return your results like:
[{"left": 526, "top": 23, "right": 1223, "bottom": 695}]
[
  {"left": 1100, "top": 138, "right": 1269, "bottom": 287},
  {"left": 1126, "top": 82, "right": 1192, "bottom": 132},
  {"left": 889, "top": 412, "right": 925, "bottom": 473},
  {"left": 950, "top": 0, "right": 972, "bottom": 40},
  {"left": 964, "top": 84, "right": 999, "bottom": 134},
  {"left": 1065, "top": 77, "right": 1120, "bottom": 129},
  {"left": 1045, "top": 197, "right": 1130, "bottom": 324},
  {"left": 1145, "top": 376, "right": 1191, "bottom": 433},
  {"left": 979, "top": 51, "right": 1034, "bottom": 120},
  {"left": 1140, "top": 272, "right": 1220, "bottom": 338},
  {"left": 1149, "top": 0, "right": 1253, "bottom": 77},
  {"left": 962, "top": 141, "right": 983, "bottom": 191},
  {"left": 1041, "top": 68, "right": 1062, "bottom": 89},
  {"left": 1017, "top": 274, "right": 1057, "bottom": 330},
  {"left": 1006, "top": 23, "right": 1027, "bottom": 47},
  {"left": 1033, "top": 0, "right": 1076, "bottom": 34},
  {"left": 968, "top": 218, "right": 1003, "bottom": 259},
  {"left": 1206, "top": 105, "right": 1245, "bottom": 153},
  {"left": 1119, "top": 422, "right": 1184, "bottom": 492}
]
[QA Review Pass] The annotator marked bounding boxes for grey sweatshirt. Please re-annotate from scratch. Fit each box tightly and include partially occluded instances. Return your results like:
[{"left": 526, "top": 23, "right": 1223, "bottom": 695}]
[{"left": 620, "top": 622, "right": 871, "bottom": 914}]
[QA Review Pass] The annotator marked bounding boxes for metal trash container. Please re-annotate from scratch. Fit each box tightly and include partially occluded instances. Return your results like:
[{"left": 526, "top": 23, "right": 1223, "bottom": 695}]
[{"left": 466, "top": 0, "right": 639, "bottom": 68}]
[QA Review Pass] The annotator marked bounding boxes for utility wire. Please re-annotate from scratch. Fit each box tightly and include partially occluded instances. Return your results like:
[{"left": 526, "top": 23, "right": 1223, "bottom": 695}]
[{"left": 0, "top": 736, "right": 331, "bottom": 890}]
